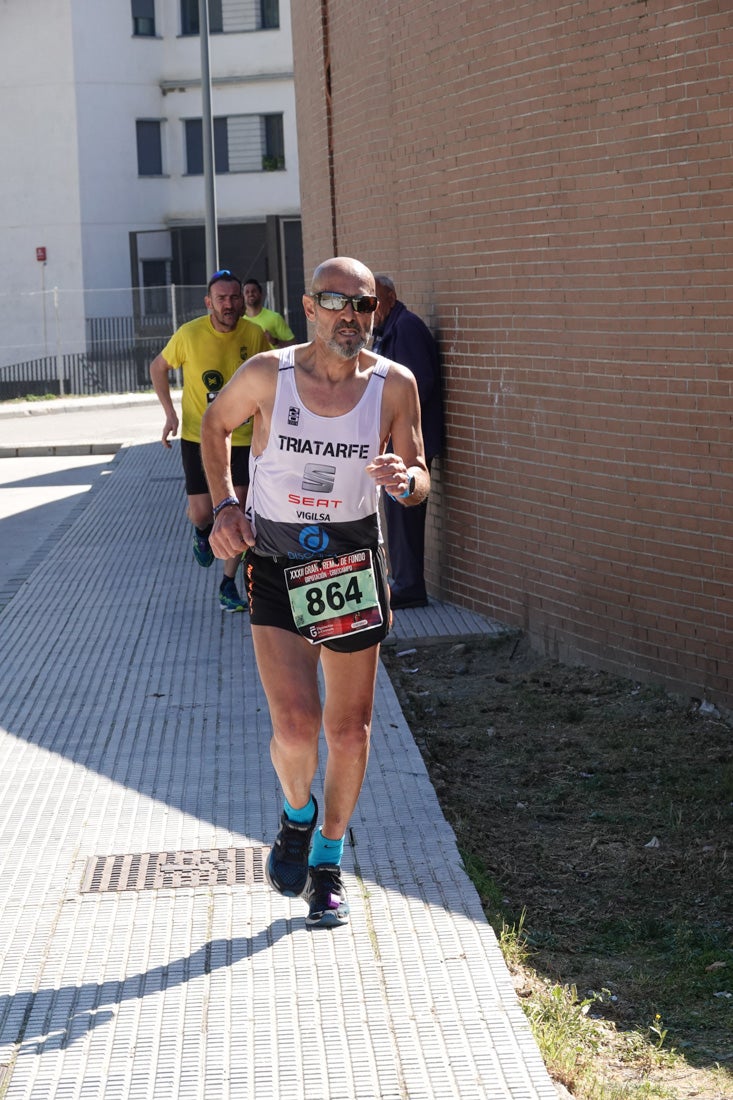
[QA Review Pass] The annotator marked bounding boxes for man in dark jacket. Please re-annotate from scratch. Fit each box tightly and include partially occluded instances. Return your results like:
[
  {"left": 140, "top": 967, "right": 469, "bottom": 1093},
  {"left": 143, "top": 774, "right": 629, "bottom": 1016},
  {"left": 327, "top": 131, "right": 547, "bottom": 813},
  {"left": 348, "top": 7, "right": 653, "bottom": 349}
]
[{"left": 372, "top": 275, "right": 443, "bottom": 608}]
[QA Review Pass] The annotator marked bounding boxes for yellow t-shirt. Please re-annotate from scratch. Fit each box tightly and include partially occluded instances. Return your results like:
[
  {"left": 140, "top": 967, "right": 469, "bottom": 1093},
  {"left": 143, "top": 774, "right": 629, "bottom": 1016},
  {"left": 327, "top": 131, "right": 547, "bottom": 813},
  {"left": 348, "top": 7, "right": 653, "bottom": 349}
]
[
  {"left": 246, "top": 307, "right": 295, "bottom": 345},
  {"left": 161, "top": 314, "right": 269, "bottom": 445}
]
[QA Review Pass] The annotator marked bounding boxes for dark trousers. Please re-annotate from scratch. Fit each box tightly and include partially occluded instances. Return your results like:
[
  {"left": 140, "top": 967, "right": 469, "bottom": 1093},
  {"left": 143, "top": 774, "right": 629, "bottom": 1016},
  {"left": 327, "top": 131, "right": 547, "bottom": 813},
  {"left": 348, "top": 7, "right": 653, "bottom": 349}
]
[{"left": 383, "top": 488, "right": 429, "bottom": 601}]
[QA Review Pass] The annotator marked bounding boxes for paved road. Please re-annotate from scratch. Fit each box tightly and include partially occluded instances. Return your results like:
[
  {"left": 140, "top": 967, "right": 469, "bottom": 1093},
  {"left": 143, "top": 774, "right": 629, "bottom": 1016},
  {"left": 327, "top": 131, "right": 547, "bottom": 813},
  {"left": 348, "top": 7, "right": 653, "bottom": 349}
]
[
  {"left": 0, "top": 429, "right": 556, "bottom": 1100},
  {"left": 0, "top": 394, "right": 181, "bottom": 605},
  {"left": 0, "top": 393, "right": 172, "bottom": 451}
]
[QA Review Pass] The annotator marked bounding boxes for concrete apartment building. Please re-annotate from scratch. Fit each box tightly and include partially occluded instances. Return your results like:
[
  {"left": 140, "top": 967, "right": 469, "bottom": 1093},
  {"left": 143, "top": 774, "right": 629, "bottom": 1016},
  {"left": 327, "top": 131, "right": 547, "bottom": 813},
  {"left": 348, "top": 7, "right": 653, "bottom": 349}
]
[
  {"left": 291, "top": 1, "right": 733, "bottom": 708},
  {"left": 0, "top": 0, "right": 304, "bottom": 374}
]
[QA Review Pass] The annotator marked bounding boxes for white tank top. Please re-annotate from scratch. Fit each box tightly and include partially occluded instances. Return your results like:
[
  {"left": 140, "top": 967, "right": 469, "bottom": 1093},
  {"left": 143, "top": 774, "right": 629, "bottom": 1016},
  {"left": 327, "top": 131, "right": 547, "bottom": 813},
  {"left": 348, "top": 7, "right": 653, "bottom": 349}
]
[{"left": 246, "top": 347, "right": 390, "bottom": 560}]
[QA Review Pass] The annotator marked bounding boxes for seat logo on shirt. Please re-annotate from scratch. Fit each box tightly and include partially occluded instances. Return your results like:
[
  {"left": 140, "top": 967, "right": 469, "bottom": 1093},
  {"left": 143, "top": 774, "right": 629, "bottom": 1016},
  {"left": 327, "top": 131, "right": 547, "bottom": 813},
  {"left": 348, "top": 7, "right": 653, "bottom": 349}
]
[{"left": 302, "top": 464, "right": 336, "bottom": 493}]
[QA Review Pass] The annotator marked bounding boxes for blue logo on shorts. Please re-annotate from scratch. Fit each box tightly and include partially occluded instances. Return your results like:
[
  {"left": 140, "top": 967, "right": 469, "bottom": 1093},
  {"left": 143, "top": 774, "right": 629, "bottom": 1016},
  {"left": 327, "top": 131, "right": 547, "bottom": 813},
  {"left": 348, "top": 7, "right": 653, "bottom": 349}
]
[{"left": 299, "top": 526, "right": 329, "bottom": 554}]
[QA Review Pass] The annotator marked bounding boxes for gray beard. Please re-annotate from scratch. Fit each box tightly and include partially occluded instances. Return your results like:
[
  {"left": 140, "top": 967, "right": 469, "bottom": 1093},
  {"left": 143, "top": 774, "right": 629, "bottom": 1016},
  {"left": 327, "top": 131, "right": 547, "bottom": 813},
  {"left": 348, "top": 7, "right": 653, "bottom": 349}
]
[{"left": 327, "top": 332, "right": 368, "bottom": 360}]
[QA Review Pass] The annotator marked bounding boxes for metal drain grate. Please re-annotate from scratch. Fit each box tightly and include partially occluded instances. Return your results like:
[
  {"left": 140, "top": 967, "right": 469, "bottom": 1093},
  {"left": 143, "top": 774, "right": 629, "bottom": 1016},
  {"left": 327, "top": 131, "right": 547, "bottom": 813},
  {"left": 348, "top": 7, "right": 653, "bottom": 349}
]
[{"left": 80, "top": 846, "right": 269, "bottom": 893}]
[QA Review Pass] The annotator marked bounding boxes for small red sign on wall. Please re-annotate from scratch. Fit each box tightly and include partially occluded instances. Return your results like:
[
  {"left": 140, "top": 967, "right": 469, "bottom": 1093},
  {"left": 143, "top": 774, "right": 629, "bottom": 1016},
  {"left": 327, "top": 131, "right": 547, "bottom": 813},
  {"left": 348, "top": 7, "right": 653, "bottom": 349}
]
[{"left": 36, "top": 247, "right": 47, "bottom": 262}]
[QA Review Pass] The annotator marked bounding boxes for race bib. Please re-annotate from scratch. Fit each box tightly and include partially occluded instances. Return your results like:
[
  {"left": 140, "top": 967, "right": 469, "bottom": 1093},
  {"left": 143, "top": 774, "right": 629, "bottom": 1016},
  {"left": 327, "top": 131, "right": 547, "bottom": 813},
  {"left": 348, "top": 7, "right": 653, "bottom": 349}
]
[{"left": 284, "top": 550, "right": 383, "bottom": 645}]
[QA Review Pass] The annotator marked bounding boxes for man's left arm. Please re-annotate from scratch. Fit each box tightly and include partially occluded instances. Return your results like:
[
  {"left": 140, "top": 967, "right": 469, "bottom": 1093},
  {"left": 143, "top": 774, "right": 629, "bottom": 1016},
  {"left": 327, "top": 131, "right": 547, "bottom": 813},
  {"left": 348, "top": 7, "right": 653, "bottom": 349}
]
[
  {"left": 367, "top": 367, "right": 429, "bottom": 505},
  {"left": 266, "top": 312, "right": 296, "bottom": 348}
]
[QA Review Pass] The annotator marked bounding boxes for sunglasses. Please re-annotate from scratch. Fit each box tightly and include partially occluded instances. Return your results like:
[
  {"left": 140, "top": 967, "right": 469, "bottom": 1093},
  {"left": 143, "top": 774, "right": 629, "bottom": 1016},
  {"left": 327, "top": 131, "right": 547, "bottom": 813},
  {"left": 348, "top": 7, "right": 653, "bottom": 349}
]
[
  {"left": 311, "top": 291, "right": 378, "bottom": 314},
  {"left": 208, "top": 268, "right": 242, "bottom": 289}
]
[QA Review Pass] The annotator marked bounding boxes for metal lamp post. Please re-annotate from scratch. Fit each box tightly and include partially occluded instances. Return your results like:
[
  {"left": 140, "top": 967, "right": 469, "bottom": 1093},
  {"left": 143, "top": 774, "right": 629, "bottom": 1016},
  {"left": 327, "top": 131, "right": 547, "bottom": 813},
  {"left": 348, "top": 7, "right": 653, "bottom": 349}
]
[{"left": 199, "top": 0, "right": 218, "bottom": 278}]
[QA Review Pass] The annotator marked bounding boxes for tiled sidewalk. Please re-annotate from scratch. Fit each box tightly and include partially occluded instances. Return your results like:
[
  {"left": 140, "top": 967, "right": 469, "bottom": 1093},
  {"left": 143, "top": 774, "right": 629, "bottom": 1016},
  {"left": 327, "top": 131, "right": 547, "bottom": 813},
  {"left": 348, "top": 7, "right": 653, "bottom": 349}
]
[{"left": 0, "top": 440, "right": 559, "bottom": 1099}]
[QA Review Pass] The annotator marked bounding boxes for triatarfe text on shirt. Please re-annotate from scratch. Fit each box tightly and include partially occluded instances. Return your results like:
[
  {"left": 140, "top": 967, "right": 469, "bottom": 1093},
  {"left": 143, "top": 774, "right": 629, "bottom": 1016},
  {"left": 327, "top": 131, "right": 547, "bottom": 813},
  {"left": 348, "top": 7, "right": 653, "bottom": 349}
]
[{"left": 277, "top": 436, "right": 370, "bottom": 459}]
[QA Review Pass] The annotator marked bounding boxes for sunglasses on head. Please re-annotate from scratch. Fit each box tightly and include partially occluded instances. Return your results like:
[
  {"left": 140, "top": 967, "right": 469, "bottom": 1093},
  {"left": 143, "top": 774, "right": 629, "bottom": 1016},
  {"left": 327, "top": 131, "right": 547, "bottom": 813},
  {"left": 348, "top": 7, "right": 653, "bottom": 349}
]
[
  {"left": 208, "top": 268, "right": 241, "bottom": 289},
  {"left": 311, "top": 291, "right": 378, "bottom": 314}
]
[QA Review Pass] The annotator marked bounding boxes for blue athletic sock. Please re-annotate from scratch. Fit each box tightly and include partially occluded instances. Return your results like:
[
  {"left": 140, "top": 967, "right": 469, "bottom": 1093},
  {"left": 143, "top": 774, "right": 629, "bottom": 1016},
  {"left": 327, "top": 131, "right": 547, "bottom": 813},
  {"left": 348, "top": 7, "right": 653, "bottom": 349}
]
[
  {"left": 284, "top": 795, "right": 315, "bottom": 824},
  {"left": 309, "top": 827, "right": 344, "bottom": 867}
]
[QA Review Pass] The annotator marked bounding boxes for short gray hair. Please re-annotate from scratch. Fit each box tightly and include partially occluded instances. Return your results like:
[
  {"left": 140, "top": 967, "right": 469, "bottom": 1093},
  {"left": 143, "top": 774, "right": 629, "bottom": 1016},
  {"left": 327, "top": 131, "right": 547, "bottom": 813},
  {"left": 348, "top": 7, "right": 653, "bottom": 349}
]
[{"left": 373, "top": 273, "right": 395, "bottom": 292}]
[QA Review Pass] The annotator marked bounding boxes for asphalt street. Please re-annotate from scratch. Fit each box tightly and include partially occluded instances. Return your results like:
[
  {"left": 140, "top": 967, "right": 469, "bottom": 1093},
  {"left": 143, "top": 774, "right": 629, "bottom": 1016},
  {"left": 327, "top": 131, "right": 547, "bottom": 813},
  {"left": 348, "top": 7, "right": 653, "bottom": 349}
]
[
  {"left": 0, "top": 394, "right": 182, "bottom": 605},
  {"left": 0, "top": 403, "right": 556, "bottom": 1099}
]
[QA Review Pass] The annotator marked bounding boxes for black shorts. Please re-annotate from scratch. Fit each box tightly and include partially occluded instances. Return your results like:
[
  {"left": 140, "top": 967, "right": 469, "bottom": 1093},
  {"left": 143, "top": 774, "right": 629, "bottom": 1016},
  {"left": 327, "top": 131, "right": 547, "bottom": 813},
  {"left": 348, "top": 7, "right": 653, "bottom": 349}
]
[
  {"left": 180, "top": 438, "right": 250, "bottom": 496},
  {"left": 244, "top": 546, "right": 391, "bottom": 653}
]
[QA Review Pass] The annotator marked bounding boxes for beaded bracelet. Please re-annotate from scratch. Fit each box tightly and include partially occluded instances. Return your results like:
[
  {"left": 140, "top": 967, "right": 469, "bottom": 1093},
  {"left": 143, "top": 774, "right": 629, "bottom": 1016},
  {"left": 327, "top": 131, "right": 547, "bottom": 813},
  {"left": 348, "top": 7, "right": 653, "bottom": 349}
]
[{"left": 212, "top": 495, "right": 240, "bottom": 519}]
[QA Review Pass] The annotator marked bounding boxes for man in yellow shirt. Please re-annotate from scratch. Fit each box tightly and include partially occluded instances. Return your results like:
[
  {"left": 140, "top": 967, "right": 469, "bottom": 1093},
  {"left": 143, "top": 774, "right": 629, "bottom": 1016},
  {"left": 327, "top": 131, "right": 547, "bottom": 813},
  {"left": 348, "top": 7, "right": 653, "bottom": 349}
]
[
  {"left": 150, "top": 269, "right": 270, "bottom": 611},
  {"left": 243, "top": 278, "right": 295, "bottom": 348}
]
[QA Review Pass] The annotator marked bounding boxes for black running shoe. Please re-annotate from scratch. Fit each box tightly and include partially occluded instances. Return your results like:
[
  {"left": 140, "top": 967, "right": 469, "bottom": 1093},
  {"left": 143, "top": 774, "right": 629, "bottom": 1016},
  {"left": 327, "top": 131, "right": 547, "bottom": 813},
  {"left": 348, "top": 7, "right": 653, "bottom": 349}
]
[
  {"left": 193, "top": 529, "right": 214, "bottom": 568},
  {"left": 304, "top": 864, "right": 350, "bottom": 928},
  {"left": 219, "top": 576, "right": 247, "bottom": 612},
  {"left": 265, "top": 798, "right": 318, "bottom": 897}
]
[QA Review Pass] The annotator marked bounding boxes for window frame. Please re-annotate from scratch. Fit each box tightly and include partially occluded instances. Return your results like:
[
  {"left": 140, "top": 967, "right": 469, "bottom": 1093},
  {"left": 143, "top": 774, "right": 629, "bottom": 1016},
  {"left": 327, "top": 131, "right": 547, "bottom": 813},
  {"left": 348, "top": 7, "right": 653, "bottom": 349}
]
[
  {"left": 184, "top": 113, "right": 285, "bottom": 175},
  {"left": 136, "top": 119, "right": 164, "bottom": 177},
  {"left": 179, "top": 0, "right": 279, "bottom": 35},
  {"left": 132, "top": 0, "right": 156, "bottom": 36},
  {"left": 260, "top": 0, "right": 279, "bottom": 29},
  {"left": 180, "top": 0, "right": 223, "bottom": 35},
  {"left": 262, "top": 113, "right": 285, "bottom": 171},
  {"left": 141, "top": 259, "right": 171, "bottom": 315},
  {"left": 184, "top": 117, "right": 228, "bottom": 175}
]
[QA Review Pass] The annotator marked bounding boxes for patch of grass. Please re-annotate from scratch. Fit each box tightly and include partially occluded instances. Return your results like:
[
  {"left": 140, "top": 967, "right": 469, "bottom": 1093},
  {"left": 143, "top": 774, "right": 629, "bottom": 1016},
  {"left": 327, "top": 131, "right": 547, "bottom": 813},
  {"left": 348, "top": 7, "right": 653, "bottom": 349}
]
[
  {"left": 525, "top": 984, "right": 613, "bottom": 1096},
  {"left": 382, "top": 635, "right": 733, "bottom": 1099},
  {"left": 458, "top": 847, "right": 511, "bottom": 926},
  {"left": 527, "top": 988, "right": 685, "bottom": 1099},
  {"left": 456, "top": 851, "right": 688, "bottom": 1098},
  {"left": 4, "top": 392, "right": 59, "bottom": 403}
]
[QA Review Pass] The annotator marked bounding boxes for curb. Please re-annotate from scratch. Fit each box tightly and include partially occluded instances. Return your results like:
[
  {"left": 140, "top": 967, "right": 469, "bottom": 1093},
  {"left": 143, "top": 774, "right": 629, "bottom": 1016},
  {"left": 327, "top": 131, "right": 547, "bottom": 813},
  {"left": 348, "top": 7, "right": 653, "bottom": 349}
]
[
  {"left": 0, "top": 443, "right": 122, "bottom": 458},
  {"left": 0, "top": 392, "right": 163, "bottom": 420}
]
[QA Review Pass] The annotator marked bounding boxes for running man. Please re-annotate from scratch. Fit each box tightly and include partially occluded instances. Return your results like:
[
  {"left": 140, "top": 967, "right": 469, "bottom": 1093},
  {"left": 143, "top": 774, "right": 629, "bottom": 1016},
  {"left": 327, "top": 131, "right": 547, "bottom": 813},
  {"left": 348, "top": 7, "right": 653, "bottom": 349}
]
[{"left": 201, "top": 256, "right": 429, "bottom": 925}]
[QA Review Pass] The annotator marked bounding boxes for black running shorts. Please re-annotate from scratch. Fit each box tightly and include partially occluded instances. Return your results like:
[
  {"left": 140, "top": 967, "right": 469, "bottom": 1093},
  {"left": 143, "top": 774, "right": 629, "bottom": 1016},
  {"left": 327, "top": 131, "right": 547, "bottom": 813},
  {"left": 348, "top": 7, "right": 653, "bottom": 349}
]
[
  {"left": 244, "top": 546, "right": 390, "bottom": 653},
  {"left": 180, "top": 438, "right": 250, "bottom": 496}
]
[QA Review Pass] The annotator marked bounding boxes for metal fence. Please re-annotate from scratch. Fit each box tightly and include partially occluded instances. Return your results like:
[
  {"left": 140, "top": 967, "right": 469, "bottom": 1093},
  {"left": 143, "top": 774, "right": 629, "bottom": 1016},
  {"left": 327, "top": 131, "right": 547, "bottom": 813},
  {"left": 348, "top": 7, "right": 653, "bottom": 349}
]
[{"left": 0, "top": 284, "right": 231, "bottom": 400}]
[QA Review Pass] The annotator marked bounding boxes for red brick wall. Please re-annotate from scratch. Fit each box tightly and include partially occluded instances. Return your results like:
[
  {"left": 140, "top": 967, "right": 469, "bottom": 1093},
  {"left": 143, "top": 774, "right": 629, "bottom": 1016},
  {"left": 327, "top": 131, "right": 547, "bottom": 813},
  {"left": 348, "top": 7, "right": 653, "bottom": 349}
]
[{"left": 291, "top": 1, "right": 733, "bottom": 707}]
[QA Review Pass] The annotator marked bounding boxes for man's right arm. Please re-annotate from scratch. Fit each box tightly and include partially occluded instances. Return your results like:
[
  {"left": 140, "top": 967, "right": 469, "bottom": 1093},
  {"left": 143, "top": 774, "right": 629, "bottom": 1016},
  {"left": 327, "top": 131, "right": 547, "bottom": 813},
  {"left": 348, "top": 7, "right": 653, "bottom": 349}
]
[
  {"left": 150, "top": 352, "right": 179, "bottom": 448},
  {"left": 201, "top": 352, "right": 274, "bottom": 557}
]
